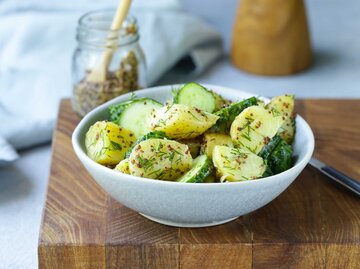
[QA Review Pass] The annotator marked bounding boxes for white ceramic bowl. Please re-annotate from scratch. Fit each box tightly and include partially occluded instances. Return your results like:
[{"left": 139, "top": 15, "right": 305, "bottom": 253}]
[{"left": 72, "top": 84, "right": 314, "bottom": 227}]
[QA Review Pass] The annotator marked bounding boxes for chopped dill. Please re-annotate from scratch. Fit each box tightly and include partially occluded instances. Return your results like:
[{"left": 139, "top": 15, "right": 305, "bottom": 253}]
[
  {"left": 148, "top": 169, "right": 161, "bottom": 176},
  {"left": 157, "top": 119, "right": 167, "bottom": 127},
  {"left": 167, "top": 151, "right": 175, "bottom": 162},
  {"left": 271, "top": 107, "right": 281, "bottom": 117},
  {"left": 223, "top": 165, "right": 236, "bottom": 171},
  {"left": 231, "top": 148, "right": 247, "bottom": 158},
  {"left": 157, "top": 170, "right": 166, "bottom": 179},
  {"left": 165, "top": 103, "right": 174, "bottom": 113},
  {"left": 110, "top": 140, "right": 122, "bottom": 151},
  {"left": 157, "top": 142, "right": 163, "bottom": 151},
  {"left": 137, "top": 156, "right": 155, "bottom": 172},
  {"left": 172, "top": 148, "right": 184, "bottom": 156},
  {"left": 188, "top": 111, "right": 200, "bottom": 121},
  {"left": 129, "top": 92, "right": 137, "bottom": 101}
]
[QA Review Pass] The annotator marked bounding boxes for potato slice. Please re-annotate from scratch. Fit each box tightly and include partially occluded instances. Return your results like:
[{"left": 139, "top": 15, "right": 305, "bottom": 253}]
[
  {"left": 114, "top": 159, "right": 130, "bottom": 174},
  {"left": 201, "top": 133, "right": 233, "bottom": 158},
  {"left": 128, "top": 139, "right": 192, "bottom": 180},
  {"left": 266, "top": 94, "right": 295, "bottom": 144},
  {"left": 85, "top": 121, "right": 136, "bottom": 166},
  {"left": 178, "top": 137, "right": 202, "bottom": 158},
  {"left": 230, "top": 106, "right": 285, "bottom": 154},
  {"left": 212, "top": 145, "right": 266, "bottom": 182},
  {"left": 150, "top": 104, "right": 219, "bottom": 139}
]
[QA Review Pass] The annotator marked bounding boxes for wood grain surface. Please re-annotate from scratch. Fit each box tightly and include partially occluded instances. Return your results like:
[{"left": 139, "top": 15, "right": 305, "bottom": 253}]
[
  {"left": 38, "top": 99, "right": 360, "bottom": 269},
  {"left": 231, "top": 0, "right": 312, "bottom": 75}
]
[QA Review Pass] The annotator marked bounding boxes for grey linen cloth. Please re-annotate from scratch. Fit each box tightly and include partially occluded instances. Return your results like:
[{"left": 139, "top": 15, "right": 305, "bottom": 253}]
[{"left": 0, "top": 0, "right": 223, "bottom": 165}]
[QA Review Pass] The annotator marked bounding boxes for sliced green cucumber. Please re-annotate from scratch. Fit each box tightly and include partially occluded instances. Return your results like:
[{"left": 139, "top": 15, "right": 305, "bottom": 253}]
[
  {"left": 109, "top": 100, "right": 133, "bottom": 123},
  {"left": 212, "top": 91, "right": 230, "bottom": 112},
  {"left": 174, "top": 82, "right": 216, "bottom": 112},
  {"left": 109, "top": 98, "right": 163, "bottom": 138},
  {"left": 258, "top": 135, "right": 293, "bottom": 175},
  {"left": 267, "top": 139, "right": 293, "bottom": 174},
  {"left": 258, "top": 135, "right": 282, "bottom": 178},
  {"left": 258, "top": 135, "right": 282, "bottom": 160},
  {"left": 261, "top": 163, "right": 273, "bottom": 178},
  {"left": 124, "top": 131, "right": 168, "bottom": 158},
  {"left": 177, "top": 155, "right": 214, "bottom": 183},
  {"left": 209, "top": 96, "right": 258, "bottom": 133},
  {"left": 203, "top": 173, "right": 216, "bottom": 183},
  {"left": 171, "top": 86, "right": 181, "bottom": 104}
]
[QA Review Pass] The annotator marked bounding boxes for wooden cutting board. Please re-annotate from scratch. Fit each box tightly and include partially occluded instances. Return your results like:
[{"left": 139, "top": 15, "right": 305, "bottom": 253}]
[{"left": 38, "top": 99, "right": 360, "bottom": 269}]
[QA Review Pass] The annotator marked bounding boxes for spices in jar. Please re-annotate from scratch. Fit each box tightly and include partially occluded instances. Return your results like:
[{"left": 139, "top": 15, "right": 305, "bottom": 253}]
[{"left": 72, "top": 10, "right": 146, "bottom": 117}]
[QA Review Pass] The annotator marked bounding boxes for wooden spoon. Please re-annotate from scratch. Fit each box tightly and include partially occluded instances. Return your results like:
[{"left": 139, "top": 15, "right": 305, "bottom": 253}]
[{"left": 87, "top": 0, "right": 132, "bottom": 82}]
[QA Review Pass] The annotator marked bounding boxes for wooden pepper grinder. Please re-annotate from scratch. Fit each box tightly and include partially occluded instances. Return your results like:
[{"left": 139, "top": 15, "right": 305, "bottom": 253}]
[{"left": 231, "top": 0, "right": 312, "bottom": 76}]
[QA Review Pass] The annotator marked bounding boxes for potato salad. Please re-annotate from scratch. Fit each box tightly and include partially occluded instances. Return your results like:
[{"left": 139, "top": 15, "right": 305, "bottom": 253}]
[{"left": 85, "top": 82, "right": 296, "bottom": 183}]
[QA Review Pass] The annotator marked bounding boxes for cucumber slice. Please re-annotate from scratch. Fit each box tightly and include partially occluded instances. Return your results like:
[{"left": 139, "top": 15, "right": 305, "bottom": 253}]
[
  {"left": 267, "top": 139, "right": 294, "bottom": 174},
  {"left": 124, "top": 131, "right": 168, "bottom": 159},
  {"left": 261, "top": 163, "right": 273, "bottom": 178},
  {"left": 209, "top": 97, "right": 258, "bottom": 133},
  {"left": 177, "top": 155, "right": 214, "bottom": 183},
  {"left": 258, "top": 135, "right": 293, "bottom": 176},
  {"left": 109, "top": 100, "right": 133, "bottom": 123},
  {"left": 174, "top": 82, "right": 216, "bottom": 112},
  {"left": 203, "top": 173, "right": 216, "bottom": 183},
  {"left": 109, "top": 98, "right": 163, "bottom": 138},
  {"left": 258, "top": 135, "right": 282, "bottom": 160},
  {"left": 212, "top": 91, "right": 230, "bottom": 111}
]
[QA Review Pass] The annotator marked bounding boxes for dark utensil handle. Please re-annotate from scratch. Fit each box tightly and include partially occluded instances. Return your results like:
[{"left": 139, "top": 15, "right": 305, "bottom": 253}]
[{"left": 322, "top": 166, "right": 360, "bottom": 196}]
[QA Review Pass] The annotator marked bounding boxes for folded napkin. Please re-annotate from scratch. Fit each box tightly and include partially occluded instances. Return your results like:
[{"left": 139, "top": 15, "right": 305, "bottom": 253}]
[{"left": 0, "top": 0, "right": 223, "bottom": 165}]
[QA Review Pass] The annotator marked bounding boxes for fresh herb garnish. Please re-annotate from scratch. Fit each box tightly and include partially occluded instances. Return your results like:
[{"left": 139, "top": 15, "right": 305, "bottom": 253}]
[
  {"left": 110, "top": 140, "right": 123, "bottom": 151},
  {"left": 130, "top": 92, "right": 137, "bottom": 101},
  {"left": 188, "top": 111, "right": 200, "bottom": 121},
  {"left": 271, "top": 107, "right": 281, "bottom": 117}
]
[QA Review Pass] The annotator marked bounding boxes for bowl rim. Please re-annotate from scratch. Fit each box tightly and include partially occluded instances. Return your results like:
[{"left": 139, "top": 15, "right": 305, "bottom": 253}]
[{"left": 72, "top": 84, "right": 315, "bottom": 188}]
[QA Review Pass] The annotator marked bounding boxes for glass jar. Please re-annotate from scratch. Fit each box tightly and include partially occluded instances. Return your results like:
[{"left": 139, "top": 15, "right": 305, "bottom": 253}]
[{"left": 72, "top": 10, "right": 146, "bottom": 117}]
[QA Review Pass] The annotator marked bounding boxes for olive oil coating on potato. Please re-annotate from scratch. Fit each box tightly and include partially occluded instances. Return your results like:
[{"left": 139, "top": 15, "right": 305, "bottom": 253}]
[
  {"left": 114, "top": 159, "right": 131, "bottom": 174},
  {"left": 266, "top": 94, "right": 296, "bottom": 144},
  {"left": 230, "top": 105, "right": 285, "bottom": 154},
  {"left": 85, "top": 121, "right": 136, "bottom": 166},
  {"left": 150, "top": 104, "right": 219, "bottom": 139},
  {"left": 128, "top": 139, "right": 192, "bottom": 180},
  {"left": 201, "top": 133, "right": 233, "bottom": 158},
  {"left": 212, "top": 145, "right": 266, "bottom": 182}
]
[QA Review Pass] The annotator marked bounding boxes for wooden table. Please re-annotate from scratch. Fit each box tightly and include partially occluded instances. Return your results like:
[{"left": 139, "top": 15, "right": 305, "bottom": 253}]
[{"left": 38, "top": 99, "right": 360, "bottom": 268}]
